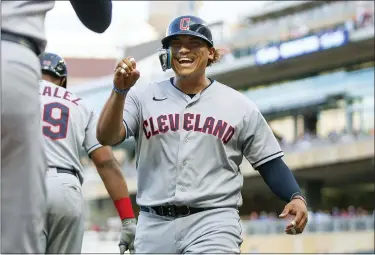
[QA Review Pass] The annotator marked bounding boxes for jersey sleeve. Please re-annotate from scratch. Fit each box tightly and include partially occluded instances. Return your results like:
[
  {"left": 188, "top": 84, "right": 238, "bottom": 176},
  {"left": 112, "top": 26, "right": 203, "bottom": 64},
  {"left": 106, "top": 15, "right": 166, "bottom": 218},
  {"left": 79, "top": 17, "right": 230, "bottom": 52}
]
[
  {"left": 84, "top": 110, "right": 103, "bottom": 155},
  {"left": 123, "top": 87, "right": 140, "bottom": 139},
  {"left": 241, "top": 104, "right": 284, "bottom": 169}
]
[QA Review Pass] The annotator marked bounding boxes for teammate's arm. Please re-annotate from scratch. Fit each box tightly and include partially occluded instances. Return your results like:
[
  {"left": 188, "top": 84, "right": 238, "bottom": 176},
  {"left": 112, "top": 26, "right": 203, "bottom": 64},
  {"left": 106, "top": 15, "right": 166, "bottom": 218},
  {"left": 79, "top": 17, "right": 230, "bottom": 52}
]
[
  {"left": 97, "top": 57, "right": 140, "bottom": 146},
  {"left": 90, "top": 146, "right": 134, "bottom": 215},
  {"left": 85, "top": 108, "right": 136, "bottom": 253},
  {"left": 90, "top": 147, "right": 136, "bottom": 253},
  {"left": 69, "top": 0, "right": 112, "bottom": 33}
]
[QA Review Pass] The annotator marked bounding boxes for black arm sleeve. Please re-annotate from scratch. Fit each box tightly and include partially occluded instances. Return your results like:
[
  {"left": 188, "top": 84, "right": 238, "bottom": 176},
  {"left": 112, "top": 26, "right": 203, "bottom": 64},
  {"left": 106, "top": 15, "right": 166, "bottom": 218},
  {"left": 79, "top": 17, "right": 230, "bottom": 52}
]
[
  {"left": 257, "top": 157, "right": 302, "bottom": 203},
  {"left": 69, "top": 0, "right": 112, "bottom": 33}
]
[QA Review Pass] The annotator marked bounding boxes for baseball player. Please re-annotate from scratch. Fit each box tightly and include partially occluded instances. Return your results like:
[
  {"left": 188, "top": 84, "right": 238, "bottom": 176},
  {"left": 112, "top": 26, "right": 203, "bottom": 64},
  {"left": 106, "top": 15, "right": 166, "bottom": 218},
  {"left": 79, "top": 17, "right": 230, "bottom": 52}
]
[
  {"left": 38, "top": 52, "right": 136, "bottom": 254},
  {"left": 96, "top": 15, "right": 308, "bottom": 253},
  {"left": 1, "top": 1, "right": 112, "bottom": 253}
]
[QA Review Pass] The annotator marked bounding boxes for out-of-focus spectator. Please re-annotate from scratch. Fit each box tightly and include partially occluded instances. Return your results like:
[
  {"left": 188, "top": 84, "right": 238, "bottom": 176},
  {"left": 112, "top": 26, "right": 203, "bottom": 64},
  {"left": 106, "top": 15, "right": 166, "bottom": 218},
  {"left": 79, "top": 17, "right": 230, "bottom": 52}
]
[
  {"left": 91, "top": 224, "right": 101, "bottom": 232},
  {"left": 295, "top": 132, "right": 313, "bottom": 150},
  {"left": 348, "top": 205, "right": 357, "bottom": 217},
  {"left": 356, "top": 207, "right": 369, "bottom": 216},
  {"left": 332, "top": 207, "right": 340, "bottom": 217},
  {"left": 249, "top": 211, "right": 258, "bottom": 220},
  {"left": 314, "top": 210, "right": 331, "bottom": 224},
  {"left": 268, "top": 212, "right": 277, "bottom": 220},
  {"left": 355, "top": 1, "right": 374, "bottom": 29},
  {"left": 259, "top": 211, "right": 268, "bottom": 220},
  {"left": 340, "top": 209, "right": 350, "bottom": 217},
  {"left": 328, "top": 131, "right": 340, "bottom": 143}
]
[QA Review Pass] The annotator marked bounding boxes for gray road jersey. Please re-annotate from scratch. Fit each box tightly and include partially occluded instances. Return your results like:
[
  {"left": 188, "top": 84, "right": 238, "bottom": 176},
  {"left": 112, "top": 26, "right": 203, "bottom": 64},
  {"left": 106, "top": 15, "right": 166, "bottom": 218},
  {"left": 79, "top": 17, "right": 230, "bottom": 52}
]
[
  {"left": 1, "top": 1, "right": 55, "bottom": 53},
  {"left": 39, "top": 80, "right": 102, "bottom": 182},
  {"left": 123, "top": 79, "right": 283, "bottom": 208}
]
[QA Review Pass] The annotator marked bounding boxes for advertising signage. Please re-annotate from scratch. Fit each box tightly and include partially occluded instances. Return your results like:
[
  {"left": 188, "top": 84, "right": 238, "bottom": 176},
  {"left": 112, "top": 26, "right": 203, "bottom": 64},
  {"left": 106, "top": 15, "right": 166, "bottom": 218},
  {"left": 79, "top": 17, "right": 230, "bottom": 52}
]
[{"left": 254, "top": 28, "right": 349, "bottom": 65}]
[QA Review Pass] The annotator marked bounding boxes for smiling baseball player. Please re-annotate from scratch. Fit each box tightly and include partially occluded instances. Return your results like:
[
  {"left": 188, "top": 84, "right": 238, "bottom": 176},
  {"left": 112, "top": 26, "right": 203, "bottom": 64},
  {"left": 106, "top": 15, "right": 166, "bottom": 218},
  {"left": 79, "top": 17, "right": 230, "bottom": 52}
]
[
  {"left": 39, "top": 52, "right": 136, "bottom": 254},
  {"left": 96, "top": 15, "right": 308, "bottom": 253}
]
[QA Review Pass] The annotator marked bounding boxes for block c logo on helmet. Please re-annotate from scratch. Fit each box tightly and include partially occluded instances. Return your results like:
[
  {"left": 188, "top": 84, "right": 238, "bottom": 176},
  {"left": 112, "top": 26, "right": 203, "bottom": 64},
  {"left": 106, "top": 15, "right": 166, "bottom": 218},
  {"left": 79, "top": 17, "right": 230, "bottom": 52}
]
[{"left": 179, "top": 17, "right": 191, "bottom": 30}]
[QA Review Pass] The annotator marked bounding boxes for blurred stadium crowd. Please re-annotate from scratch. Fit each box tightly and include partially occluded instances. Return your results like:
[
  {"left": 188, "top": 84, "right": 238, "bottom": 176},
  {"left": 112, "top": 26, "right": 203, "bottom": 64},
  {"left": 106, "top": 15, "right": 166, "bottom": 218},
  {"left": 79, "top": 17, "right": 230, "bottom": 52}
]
[
  {"left": 88, "top": 206, "right": 374, "bottom": 232},
  {"left": 74, "top": 1, "right": 374, "bottom": 253},
  {"left": 245, "top": 206, "right": 374, "bottom": 221},
  {"left": 230, "top": 1, "right": 374, "bottom": 59}
]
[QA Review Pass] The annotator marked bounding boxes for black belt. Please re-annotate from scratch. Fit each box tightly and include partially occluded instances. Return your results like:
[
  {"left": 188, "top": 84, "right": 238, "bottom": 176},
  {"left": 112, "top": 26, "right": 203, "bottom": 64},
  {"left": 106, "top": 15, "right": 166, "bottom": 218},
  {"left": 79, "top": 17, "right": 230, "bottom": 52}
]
[
  {"left": 49, "top": 167, "right": 83, "bottom": 185},
  {"left": 1, "top": 30, "right": 40, "bottom": 55},
  {"left": 140, "top": 205, "right": 216, "bottom": 218}
]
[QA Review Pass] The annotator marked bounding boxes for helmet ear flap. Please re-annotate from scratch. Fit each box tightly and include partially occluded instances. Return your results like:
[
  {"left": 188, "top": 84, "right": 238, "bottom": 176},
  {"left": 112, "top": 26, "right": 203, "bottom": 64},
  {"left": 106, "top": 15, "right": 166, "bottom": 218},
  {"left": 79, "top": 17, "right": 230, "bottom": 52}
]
[{"left": 157, "top": 48, "right": 172, "bottom": 72}]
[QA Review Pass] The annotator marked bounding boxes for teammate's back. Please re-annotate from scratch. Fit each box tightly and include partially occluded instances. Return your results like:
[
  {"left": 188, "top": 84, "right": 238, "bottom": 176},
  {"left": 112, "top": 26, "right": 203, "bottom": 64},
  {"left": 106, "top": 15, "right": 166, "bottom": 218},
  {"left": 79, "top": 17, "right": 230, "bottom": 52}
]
[
  {"left": 38, "top": 52, "right": 136, "bottom": 254},
  {"left": 39, "top": 80, "right": 100, "bottom": 180}
]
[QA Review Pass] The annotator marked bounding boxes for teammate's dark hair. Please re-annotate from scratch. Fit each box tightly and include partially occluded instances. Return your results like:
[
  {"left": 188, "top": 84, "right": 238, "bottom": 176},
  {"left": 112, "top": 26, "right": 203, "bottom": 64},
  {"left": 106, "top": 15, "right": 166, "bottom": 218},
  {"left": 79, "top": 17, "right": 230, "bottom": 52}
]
[{"left": 42, "top": 70, "right": 59, "bottom": 78}]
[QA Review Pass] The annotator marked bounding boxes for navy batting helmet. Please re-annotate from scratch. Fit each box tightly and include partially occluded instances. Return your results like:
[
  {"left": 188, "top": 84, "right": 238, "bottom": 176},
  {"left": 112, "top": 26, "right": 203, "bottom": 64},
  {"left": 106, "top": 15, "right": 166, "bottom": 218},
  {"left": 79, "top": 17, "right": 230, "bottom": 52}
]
[
  {"left": 158, "top": 15, "right": 213, "bottom": 71},
  {"left": 39, "top": 52, "right": 68, "bottom": 88},
  {"left": 161, "top": 15, "right": 213, "bottom": 48}
]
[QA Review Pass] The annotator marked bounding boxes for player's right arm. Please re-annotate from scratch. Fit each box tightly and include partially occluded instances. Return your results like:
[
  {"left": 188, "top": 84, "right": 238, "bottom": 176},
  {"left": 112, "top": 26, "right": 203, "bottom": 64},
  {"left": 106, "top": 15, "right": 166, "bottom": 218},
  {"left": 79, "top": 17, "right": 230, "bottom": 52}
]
[{"left": 96, "top": 57, "right": 140, "bottom": 146}]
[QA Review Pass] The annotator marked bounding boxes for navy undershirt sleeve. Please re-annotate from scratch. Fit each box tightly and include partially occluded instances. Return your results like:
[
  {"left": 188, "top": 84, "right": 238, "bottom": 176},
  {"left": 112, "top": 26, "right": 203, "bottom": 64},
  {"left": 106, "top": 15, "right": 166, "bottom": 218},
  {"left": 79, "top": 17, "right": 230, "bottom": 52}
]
[{"left": 257, "top": 157, "right": 302, "bottom": 203}]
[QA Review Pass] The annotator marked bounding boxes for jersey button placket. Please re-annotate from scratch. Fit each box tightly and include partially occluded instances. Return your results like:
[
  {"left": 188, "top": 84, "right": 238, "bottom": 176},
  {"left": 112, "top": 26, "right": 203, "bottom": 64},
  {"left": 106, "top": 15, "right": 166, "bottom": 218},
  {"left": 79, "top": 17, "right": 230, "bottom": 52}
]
[{"left": 175, "top": 160, "right": 187, "bottom": 194}]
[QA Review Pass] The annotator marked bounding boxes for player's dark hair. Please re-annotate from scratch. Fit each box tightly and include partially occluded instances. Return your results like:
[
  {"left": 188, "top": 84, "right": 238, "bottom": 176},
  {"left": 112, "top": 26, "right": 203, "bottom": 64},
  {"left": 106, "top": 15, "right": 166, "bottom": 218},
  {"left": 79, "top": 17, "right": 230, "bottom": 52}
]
[{"left": 207, "top": 48, "right": 221, "bottom": 67}]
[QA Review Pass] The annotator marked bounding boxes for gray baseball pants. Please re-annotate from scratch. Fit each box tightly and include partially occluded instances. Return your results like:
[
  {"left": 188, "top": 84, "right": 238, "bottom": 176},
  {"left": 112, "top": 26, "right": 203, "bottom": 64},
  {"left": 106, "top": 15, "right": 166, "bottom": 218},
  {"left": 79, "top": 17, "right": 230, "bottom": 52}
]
[
  {"left": 40, "top": 168, "right": 85, "bottom": 254},
  {"left": 134, "top": 207, "right": 243, "bottom": 253},
  {"left": 1, "top": 40, "right": 47, "bottom": 254}
]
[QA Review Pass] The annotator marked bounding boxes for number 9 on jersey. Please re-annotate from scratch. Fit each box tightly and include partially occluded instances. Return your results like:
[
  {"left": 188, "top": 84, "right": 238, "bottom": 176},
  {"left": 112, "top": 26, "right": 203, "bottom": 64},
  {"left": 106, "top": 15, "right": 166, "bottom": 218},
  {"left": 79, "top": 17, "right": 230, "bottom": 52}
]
[{"left": 42, "top": 102, "right": 70, "bottom": 140}]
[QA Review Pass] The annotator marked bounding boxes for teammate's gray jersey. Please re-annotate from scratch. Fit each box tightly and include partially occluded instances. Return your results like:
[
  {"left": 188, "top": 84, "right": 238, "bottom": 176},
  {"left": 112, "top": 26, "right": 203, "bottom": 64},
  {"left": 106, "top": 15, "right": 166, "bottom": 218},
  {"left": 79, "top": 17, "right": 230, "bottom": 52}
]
[
  {"left": 39, "top": 80, "right": 102, "bottom": 182},
  {"left": 123, "top": 79, "right": 284, "bottom": 208},
  {"left": 1, "top": 1, "right": 55, "bottom": 53}
]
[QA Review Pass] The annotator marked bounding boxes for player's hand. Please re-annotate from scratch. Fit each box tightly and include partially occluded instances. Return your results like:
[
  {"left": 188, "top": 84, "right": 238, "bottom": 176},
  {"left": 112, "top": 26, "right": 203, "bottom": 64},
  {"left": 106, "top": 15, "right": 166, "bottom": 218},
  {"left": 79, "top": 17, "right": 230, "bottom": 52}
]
[
  {"left": 113, "top": 57, "right": 140, "bottom": 91},
  {"left": 119, "top": 218, "right": 136, "bottom": 254},
  {"left": 279, "top": 198, "right": 308, "bottom": 235}
]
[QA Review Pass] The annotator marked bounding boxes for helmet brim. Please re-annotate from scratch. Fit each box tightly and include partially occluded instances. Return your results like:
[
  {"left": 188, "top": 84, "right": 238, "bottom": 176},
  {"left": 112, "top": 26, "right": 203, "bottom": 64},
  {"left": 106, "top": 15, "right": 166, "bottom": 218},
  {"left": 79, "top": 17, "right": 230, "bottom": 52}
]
[{"left": 162, "top": 30, "right": 214, "bottom": 49}]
